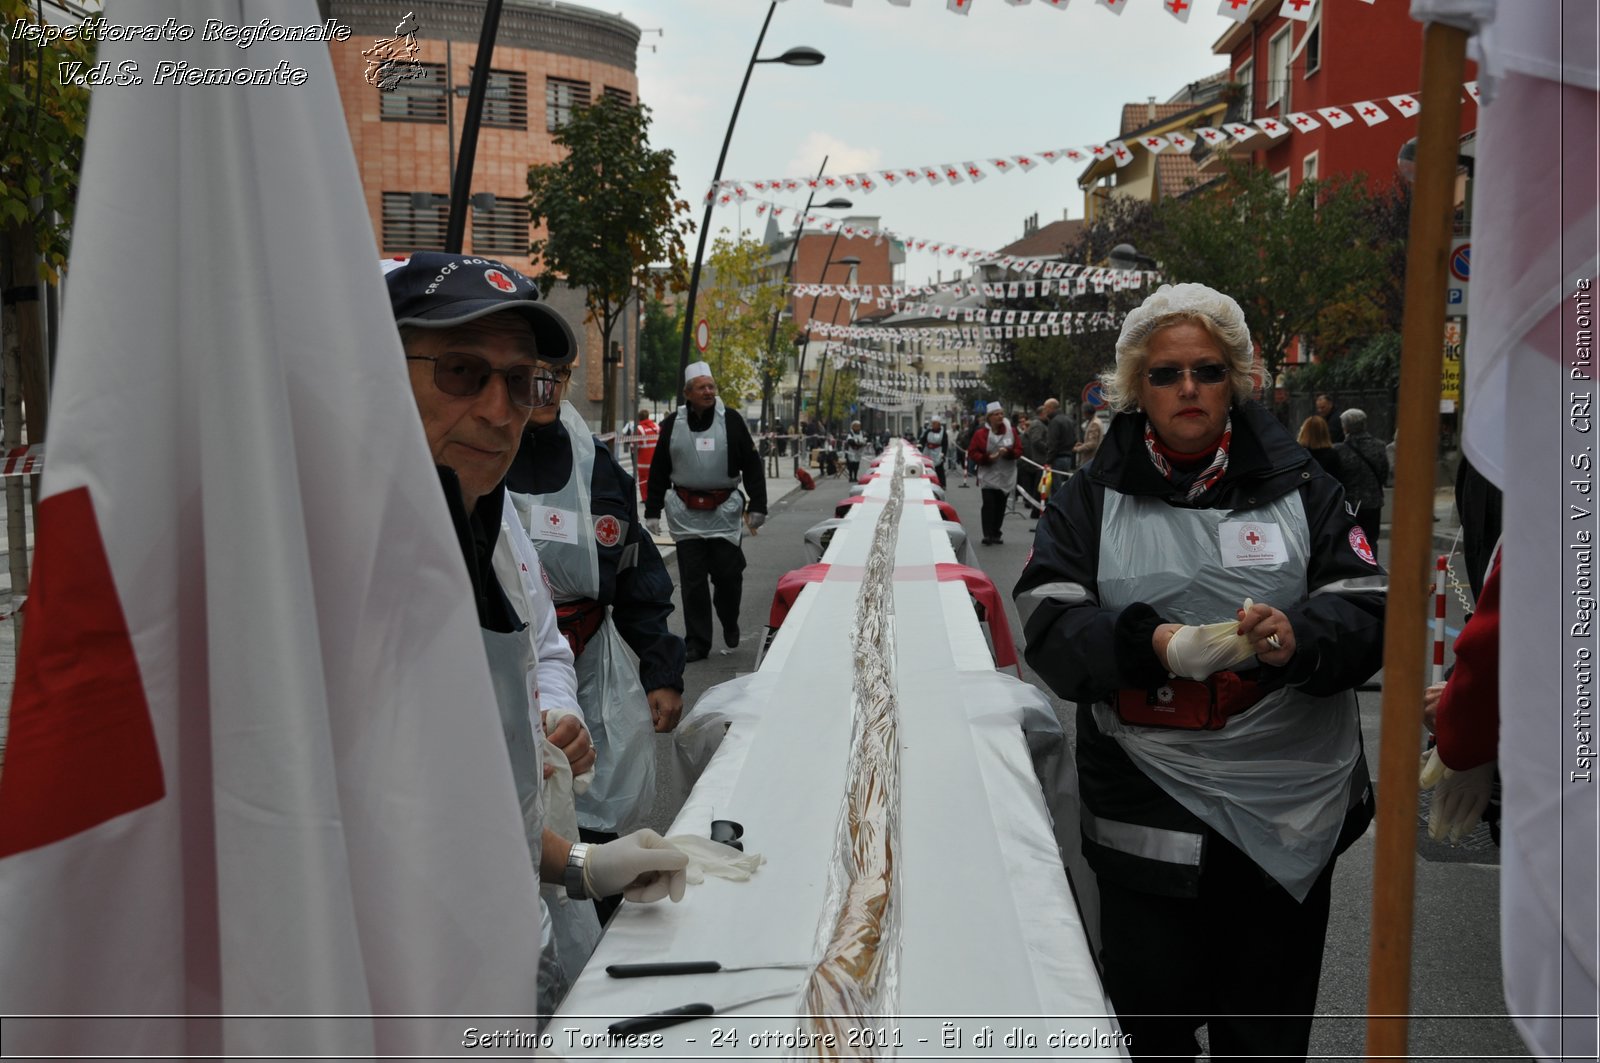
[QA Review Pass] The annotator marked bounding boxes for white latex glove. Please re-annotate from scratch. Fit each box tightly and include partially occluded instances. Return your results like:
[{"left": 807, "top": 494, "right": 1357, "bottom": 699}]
[
  {"left": 665, "top": 834, "right": 768, "bottom": 885},
  {"left": 1419, "top": 749, "right": 1494, "bottom": 843},
  {"left": 1163, "top": 619, "right": 1256, "bottom": 679},
  {"left": 584, "top": 829, "right": 690, "bottom": 903},
  {"left": 645, "top": 517, "right": 663, "bottom": 537},
  {"left": 543, "top": 707, "right": 594, "bottom": 796},
  {"left": 746, "top": 512, "right": 767, "bottom": 531}
]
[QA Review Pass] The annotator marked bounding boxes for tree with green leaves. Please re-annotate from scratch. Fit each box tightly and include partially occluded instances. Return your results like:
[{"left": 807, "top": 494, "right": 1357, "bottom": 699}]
[
  {"left": 1147, "top": 160, "right": 1392, "bottom": 386},
  {"left": 527, "top": 96, "right": 690, "bottom": 431},
  {"left": 637, "top": 297, "right": 682, "bottom": 405},
  {"left": 696, "top": 229, "right": 786, "bottom": 413}
]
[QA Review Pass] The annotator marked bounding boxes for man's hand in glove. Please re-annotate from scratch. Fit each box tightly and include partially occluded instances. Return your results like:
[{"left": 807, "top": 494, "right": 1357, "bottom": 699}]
[
  {"left": 1419, "top": 748, "right": 1494, "bottom": 843},
  {"left": 645, "top": 517, "right": 663, "bottom": 537},
  {"left": 585, "top": 829, "right": 690, "bottom": 902},
  {"left": 746, "top": 511, "right": 766, "bottom": 532}
]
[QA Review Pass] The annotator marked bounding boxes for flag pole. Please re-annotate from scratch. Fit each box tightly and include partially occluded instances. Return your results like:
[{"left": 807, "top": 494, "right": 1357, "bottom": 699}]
[
  {"left": 444, "top": 0, "right": 505, "bottom": 253},
  {"left": 1364, "top": 20, "right": 1469, "bottom": 1060}
]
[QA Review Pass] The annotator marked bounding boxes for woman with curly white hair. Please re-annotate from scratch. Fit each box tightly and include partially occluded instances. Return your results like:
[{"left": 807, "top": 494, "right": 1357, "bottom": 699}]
[{"left": 1014, "top": 283, "right": 1388, "bottom": 1061}]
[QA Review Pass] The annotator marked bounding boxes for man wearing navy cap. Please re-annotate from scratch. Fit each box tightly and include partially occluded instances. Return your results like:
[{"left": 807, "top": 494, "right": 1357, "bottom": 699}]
[{"left": 383, "top": 252, "right": 689, "bottom": 1009}]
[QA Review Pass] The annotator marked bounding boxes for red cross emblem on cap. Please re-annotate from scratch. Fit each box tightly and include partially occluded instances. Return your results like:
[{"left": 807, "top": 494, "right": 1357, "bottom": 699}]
[{"left": 484, "top": 269, "right": 516, "bottom": 292}]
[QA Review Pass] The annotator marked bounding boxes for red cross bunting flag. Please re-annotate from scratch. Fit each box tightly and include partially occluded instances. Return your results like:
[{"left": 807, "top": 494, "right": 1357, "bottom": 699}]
[
  {"left": 1317, "top": 105, "right": 1356, "bottom": 128},
  {"left": 1387, "top": 92, "right": 1421, "bottom": 115},
  {"left": 1165, "top": 0, "right": 1194, "bottom": 23},
  {"left": 1279, "top": 0, "right": 1317, "bottom": 20},
  {"left": 1194, "top": 126, "right": 1226, "bottom": 144},
  {"left": 947, "top": 0, "right": 971, "bottom": 13},
  {"left": 1353, "top": 99, "right": 1391, "bottom": 125},
  {"left": 0, "top": 1, "right": 547, "bottom": 1055},
  {"left": 1111, "top": 140, "right": 1134, "bottom": 167},
  {"left": 1166, "top": 131, "right": 1195, "bottom": 153},
  {"left": 1218, "top": 0, "right": 1252, "bottom": 20},
  {"left": 1287, "top": 111, "right": 1322, "bottom": 132},
  {"left": 1097, "top": 0, "right": 1126, "bottom": 13},
  {"left": 1255, "top": 116, "right": 1290, "bottom": 138},
  {"left": 1141, "top": 134, "right": 1171, "bottom": 153},
  {"left": 1223, "top": 121, "right": 1256, "bottom": 140},
  {"left": 965, "top": 161, "right": 988, "bottom": 182}
]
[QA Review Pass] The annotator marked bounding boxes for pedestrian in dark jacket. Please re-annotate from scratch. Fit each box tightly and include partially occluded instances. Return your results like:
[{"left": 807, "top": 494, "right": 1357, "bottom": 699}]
[
  {"left": 1297, "top": 415, "right": 1342, "bottom": 479},
  {"left": 1014, "top": 283, "right": 1385, "bottom": 1062},
  {"left": 1314, "top": 392, "right": 1344, "bottom": 444},
  {"left": 1334, "top": 408, "right": 1388, "bottom": 545}
]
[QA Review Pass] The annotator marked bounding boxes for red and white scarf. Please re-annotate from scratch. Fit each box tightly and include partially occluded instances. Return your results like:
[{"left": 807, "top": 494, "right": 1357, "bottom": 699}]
[{"left": 1144, "top": 414, "right": 1233, "bottom": 501}]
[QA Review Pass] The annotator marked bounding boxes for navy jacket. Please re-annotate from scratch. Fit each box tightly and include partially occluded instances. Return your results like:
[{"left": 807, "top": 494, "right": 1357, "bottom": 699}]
[{"left": 506, "top": 421, "right": 685, "bottom": 694}]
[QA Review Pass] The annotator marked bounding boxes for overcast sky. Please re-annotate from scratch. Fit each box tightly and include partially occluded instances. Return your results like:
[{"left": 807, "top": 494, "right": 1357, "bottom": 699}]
[{"left": 595, "top": 0, "right": 1247, "bottom": 284}]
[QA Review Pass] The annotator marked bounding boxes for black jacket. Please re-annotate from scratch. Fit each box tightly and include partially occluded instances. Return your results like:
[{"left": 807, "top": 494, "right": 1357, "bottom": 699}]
[
  {"left": 506, "top": 422, "right": 685, "bottom": 693},
  {"left": 1014, "top": 401, "right": 1385, "bottom": 895},
  {"left": 642, "top": 403, "right": 768, "bottom": 520}
]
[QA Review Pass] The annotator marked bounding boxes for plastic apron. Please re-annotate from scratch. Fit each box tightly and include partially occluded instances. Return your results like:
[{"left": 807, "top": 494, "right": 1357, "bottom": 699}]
[
  {"left": 920, "top": 429, "right": 947, "bottom": 467},
  {"left": 662, "top": 398, "right": 745, "bottom": 544},
  {"left": 479, "top": 623, "right": 568, "bottom": 1016},
  {"left": 509, "top": 401, "right": 656, "bottom": 837},
  {"left": 1091, "top": 489, "right": 1362, "bottom": 901},
  {"left": 977, "top": 421, "right": 1018, "bottom": 493}
]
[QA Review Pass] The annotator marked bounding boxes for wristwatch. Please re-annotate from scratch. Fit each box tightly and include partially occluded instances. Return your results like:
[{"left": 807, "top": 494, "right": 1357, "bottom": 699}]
[{"left": 564, "top": 842, "right": 592, "bottom": 901}]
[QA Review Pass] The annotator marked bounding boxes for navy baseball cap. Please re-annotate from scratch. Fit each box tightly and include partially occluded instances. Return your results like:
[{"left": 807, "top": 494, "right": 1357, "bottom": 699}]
[{"left": 384, "top": 252, "right": 579, "bottom": 366}]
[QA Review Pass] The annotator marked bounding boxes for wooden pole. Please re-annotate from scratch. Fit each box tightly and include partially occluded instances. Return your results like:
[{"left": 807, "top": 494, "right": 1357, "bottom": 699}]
[{"left": 1364, "top": 21, "right": 1469, "bottom": 1060}]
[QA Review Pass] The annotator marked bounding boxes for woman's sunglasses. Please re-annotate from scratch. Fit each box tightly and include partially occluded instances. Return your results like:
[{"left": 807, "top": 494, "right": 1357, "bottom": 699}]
[
  {"left": 1145, "top": 364, "right": 1229, "bottom": 388},
  {"left": 407, "top": 353, "right": 570, "bottom": 408}
]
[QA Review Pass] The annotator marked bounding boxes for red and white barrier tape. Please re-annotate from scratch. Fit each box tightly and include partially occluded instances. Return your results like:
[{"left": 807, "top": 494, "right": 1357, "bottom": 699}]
[
  {"left": 1432, "top": 554, "right": 1447, "bottom": 684},
  {"left": 0, "top": 445, "right": 42, "bottom": 478}
]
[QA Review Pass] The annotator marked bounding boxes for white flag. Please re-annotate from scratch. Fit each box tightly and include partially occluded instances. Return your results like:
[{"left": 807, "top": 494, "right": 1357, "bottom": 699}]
[
  {"left": 1465, "top": 80, "right": 1482, "bottom": 103},
  {"left": 1097, "top": 0, "right": 1127, "bottom": 13},
  {"left": 1013, "top": 153, "right": 1039, "bottom": 170},
  {"left": 1217, "top": 0, "right": 1251, "bottom": 20},
  {"left": 1139, "top": 134, "right": 1171, "bottom": 154},
  {"left": 1317, "top": 105, "right": 1355, "bottom": 128},
  {"left": 1193, "top": 126, "right": 1227, "bottom": 145},
  {"left": 948, "top": 0, "right": 973, "bottom": 13},
  {"left": 1165, "top": 132, "right": 1195, "bottom": 153},
  {"left": 1109, "top": 140, "right": 1135, "bottom": 167},
  {"left": 1352, "top": 99, "right": 1391, "bottom": 125},
  {"left": 0, "top": 2, "right": 546, "bottom": 1055},
  {"left": 942, "top": 163, "right": 965, "bottom": 183},
  {"left": 1254, "top": 116, "right": 1290, "bottom": 137},
  {"left": 1163, "top": 0, "right": 1194, "bottom": 22},
  {"left": 1285, "top": 111, "right": 1322, "bottom": 132},
  {"left": 1277, "top": 0, "right": 1316, "bottom": 20},
  {"left": 1387, "top": 93, "right": 1421, "bottom": 117},
  {"left": 1224, "top": 121, "right": 1257, "bottom": 140}
]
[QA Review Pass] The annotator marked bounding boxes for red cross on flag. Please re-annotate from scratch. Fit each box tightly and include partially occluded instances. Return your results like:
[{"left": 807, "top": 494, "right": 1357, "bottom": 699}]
[
  {"left": 881, "top": 170, "right": 900, "bottom": 185},
  {"left": 1039, "top": 150, "right": 1059, "bottom": 163},
  {"left": 1004, "top": 0, "right": 1031, "bottom": 6},
  {"left": 1065, "top": 148, "right": 1087, "bottom": 161},
  {"left": 783, "top": 179, "right": 801, "bottom": 191},
  {"left": 1142, "top": 134, "right": 1170, "bottom": 153},
  {"left": 1465, "top": 80, "right": 1482, "bottom": 103},
  {"left": 1287, "top": 111, "right": 1322, "bottom": 131},
  {"left": 1223, "top": 122, "right": 1255, "bottom": 140},
  {"left": 859, "top": 175, "right": 876, "bottom": 193},
  {"left": 823, "top": 176, "right": 839, "bottom": 188},
  {"left": 1217, "top": 0, "right": 1251, "bottom": 22},
  {"left": 1090, "top": 144, "right": 1110, "bottom": 157},
  {"left": 1013, "top": 154, "right": 1036, "bottom": 170},
  {"left": 1388, "top": 93, "right": 1421, "bottom": 116},
  {"left": 966, "top": 161, "right": 988, "bottom": 181},
  {"left": 1110, "top": 140, "right": 1133, "bottom": 167},
  {"left": 1166, "top": 132, "right": 1194, "bottom": 153},
  {"left": 752, "top": 180, "right": 768, "bottom": 192},
  {"left": 754, "top": 204, "right": 767, "bottom": 216},
  {"left": 1254, "top": 117, "right": 1289, "bottom": 138},
  {"left": 1316, "top": 105, "right": 1355, "bottom": 128},
  {"left": 947, "top": 0, "right": 971, "bottom": 13},
  {"left": 1352, "top": 100, "right": 1390, "bottom": 125},
  {"left": 806, "top": 177, "right": 820, "bottom": 189},
  {"left": 1278, "top": 0, "right": 1316, "bottom": 20},
  {"left": 923, "top": 166, "right": 943, "bottom": 183},
  {"left": 903, "top": 168, "right": 922, "bottom": 182},
  {"left": 989, "top": 157, "right": 1011, "bottom": 174},
  {"left": 942, "top": 163, "right": 964, "bottom": 183},
  {"left": 1042, "top": 0, "right": 1069, "bottom": 7},
  {"left": 733, "top": 184, "right": 748, "bottom": 199},
  {"left": 1097, "top": 0, "right": 1125, "bottom": 13},
  {"left": 718, "top": 192, "right": 732, "bottom": 205},
  {"left": 1164, "top": 0, "right": 1193, "bottom": 23},
  {"left": 841, "top": 174, "right": 858, "bottom": 190}
]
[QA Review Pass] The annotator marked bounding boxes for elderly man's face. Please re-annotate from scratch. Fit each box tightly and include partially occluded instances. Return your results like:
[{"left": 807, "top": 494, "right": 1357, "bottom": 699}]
[
  {"left": 1314, "top": 395, "right": 1332, "bottom": 417},
  {"left": 526, "top": 361, "right": 571, "bottom": 429},
  {"left": 685, "top": 375, "right": 717, "bottom": 412},
  {"left": 405, "top": 315, "right": 539, "bottom": 511},
  {"left": 987, "top": 410, "right": 1005, "bottom": 429},
  {"left": 1042, "top": 398, "right": 1060, "bottom": 419}
]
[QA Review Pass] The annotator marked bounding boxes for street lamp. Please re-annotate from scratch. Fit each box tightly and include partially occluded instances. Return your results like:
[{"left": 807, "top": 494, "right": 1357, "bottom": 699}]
[
  {"left": 678, "top": 2, "right": 824, "bottom": 375},
  {"left": 793, "top": 253, "right": 860, "bottom": 469},
  {"left": 1108, "top": 242, "right": 1157, "bottom": 271}
]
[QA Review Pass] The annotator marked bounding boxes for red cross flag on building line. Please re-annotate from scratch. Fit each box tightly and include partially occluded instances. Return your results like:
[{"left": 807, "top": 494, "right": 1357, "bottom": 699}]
[
  {"left": 947, "top": 0, "right": 971, "bottom": 13},
  {"left": 1111, "top": 140, "right": 1134, "bottom": 167},
  {"left": 1465, "top": 80, "right": 1482, "bottom": 103},
  {"left": 923, "top": 165, "right": 943, "bottom": 183},
  {"left": 1039, "top": 150, "right": 1061, "bottom": 163},
  {"left": 1142, "top": 134, "right": 1170, "bottom": 153},
  {"left": 1317, "top": 105, "right": 1355, "bottom": 128},
  {"left": 1255, "top": 117, "right": 1289, "bottom": 137},
  {"left": 1013, "top": 154, "right": 1037, "bottom": 170},
  {"left": 1043, "top": 0, "right": 1069, "bottom": 7},
  {"left": 988, "top": 157, "right": 1011, "bottom": 174},
  {"left": 881, "top": 170, "right": 900, "bottom": 186},
  {"left": 1090, "top": 144, "right": 1110, "bottom": 157},
  {"left": 1097, "top": 0, "right": 1125, "bottom": 13},
  {"left": 902, "top": 167, "right": 921, "bottom": 182},
  {"left": 1064, "top": 147, "right": 1087, "bottom": 161},
  {"left": 1287, "top": 111, "right": 1322, "bottom": 131},
  {"left": 942, "top": 163, "right": 964, "bottom": 183},
  {"left": 1387, "top": 93, "right": 1421, "bottom": 115},
  {"left": 1224, "top": 122, "right": 1255, "bottom": 140},
  {"left": 1164, "top": 0, "right": 1193, "bottom": 23},
  {"left": 1353, "top": 99, "right": 1391, "bottom": 125},
  {"left": 841, "top": 174, "right": 858, "bottom": 190},
  {"left": 965, "top": 161, "right": 988, "bottom": 182},
  {"left": 859, "top": 174, "right": 877, "bottom": 193},
  {"left": 1166, "top": 132, "right": 1194, "bottom": 153},
  {"left": 1278, "top": 0, "right": 1316, "bottom": 20},
  {"left": 1218, "top": 0, "right": 1251, "bottom": 21}
]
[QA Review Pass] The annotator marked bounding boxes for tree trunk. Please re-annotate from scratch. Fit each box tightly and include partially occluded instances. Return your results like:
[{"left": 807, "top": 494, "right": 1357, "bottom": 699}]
[
  {"left": 0, "top": 223, "right": 44, "bottom": 631},
  {"left": 599, "top": 312, "right": 617, "bottom": 435}
]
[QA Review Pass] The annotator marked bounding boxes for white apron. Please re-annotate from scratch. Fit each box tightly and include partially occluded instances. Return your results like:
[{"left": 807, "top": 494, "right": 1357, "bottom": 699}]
[
  {"left": 977, "top": 420, "right": 1018, "bottom": 493},
  {"left": 920, "top": 428, "right": 947, "bottom": 466},
  {"left": 1092, "top": 489, "right": 1362, "bottom": 900},
  {"left": 663, "top": 398, "right": 745, "bottom": 545},
  {"left": 509, "top": 402, "right": 656, "bottom": 838}
]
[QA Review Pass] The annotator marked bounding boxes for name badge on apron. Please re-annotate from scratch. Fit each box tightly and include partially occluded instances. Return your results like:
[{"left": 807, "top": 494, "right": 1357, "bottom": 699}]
[
  {"left": 530, "top": 505, "right": 580, "bottom": 544},
  {"left": 1219, "top": 520, "right": 1288, "bottom": 568},
  {"left": 695, "top": 436, "right": 716, "bottom": 452}
]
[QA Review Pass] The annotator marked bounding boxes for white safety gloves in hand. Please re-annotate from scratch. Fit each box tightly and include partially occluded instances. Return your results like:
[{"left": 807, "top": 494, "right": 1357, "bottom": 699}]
[
  {"left": 1418, "top": 748, "right": 1494, "bottom": 843},
  {"left": 584, "top": 829, "right": 690, "bottom": 903},
  {"left": 746, "top": 512, "right": 767, "bottom": 531},
  {"left": 1163, "top": 619, "right": 1256, "bottom": 679},
  {"left": 645, "top": 517, "right": 664, "bottom": 537}
]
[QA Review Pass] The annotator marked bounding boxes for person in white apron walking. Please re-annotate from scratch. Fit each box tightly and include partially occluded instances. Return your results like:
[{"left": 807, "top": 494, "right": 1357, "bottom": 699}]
[
  {"left": 385, "top": 252, "right": 691, "bottom": 1010},
  {"left": 642, "top": 362, "right": 768, "bottom": 661}
]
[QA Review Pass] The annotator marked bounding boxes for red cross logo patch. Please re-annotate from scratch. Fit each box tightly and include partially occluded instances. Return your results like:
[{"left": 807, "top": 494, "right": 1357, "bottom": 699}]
[
  {"left": 595, "top": 514, "right": 621, "bottom": 547},
  {"left": 484, "top": 269, "right": 516, "bottom": 293},
  {"left": 1239, "top": 524, "right": 1267, "bottom": 551},
  {"left": 1349, "top": 526, "right": 1377, "bottom": 565},
  {"left": 545, "top": 511, "right": 563, "bottom": 530}
]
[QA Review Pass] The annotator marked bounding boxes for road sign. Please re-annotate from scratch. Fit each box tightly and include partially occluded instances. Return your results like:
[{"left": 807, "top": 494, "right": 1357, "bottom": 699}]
[
  {"left": 1446, "top": 238, "right": 1470, "bottom": 314},
  {"left": 1082, "top": 381, "right": 1106, "bottom": 409},
  {"left": 694, "top": 319, "right": 709, "bottom": 353}
]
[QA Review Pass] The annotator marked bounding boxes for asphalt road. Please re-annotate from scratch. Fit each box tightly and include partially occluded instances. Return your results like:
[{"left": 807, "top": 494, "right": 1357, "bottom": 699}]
[{"left": 641, "top": 463, "right": 1526, "bottom": 1061}]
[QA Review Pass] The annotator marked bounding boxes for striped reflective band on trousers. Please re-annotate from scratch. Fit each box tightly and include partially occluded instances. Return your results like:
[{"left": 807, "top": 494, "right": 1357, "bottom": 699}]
[{"left": 1015, "top": 580, "right": 1096, "bottom": 629}]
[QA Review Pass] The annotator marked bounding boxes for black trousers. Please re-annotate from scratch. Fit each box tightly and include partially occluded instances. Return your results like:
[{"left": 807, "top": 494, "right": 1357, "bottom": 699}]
[
  {"left": 676, "top": 536, "right": 746, "bottom": 655},
  {"left": 845, "top": 459, "right": 861, "bottom": 482},
  {"left": 1097, "top": 833, "right": 1337, "bottom": 1063},
  {"left": 932, "top": 461, "right": 947, "bottom": 489},
  {"left": 980, "top": 487, "right": 1008, "bottom": 541}
]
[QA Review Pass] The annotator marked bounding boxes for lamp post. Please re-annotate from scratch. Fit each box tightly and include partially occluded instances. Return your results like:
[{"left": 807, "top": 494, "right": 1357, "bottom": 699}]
[
  {"left": 793, "top": 252, "right": 860, "bottom": 470},
  {"left": 1108, "top": 242, "right": 1157, "bottom": 272},
  {"left": 678, "top": 1, "right": 824, "bottom": 376}
]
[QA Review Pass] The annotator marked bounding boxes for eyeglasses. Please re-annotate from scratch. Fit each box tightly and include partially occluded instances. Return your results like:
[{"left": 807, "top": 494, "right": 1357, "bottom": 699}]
[
  {"left": 1145, "top": 363, "right": 1229, "bottom": 388},
  {"left": 406, "top": 353, "right": 569, "bottom": 408}
]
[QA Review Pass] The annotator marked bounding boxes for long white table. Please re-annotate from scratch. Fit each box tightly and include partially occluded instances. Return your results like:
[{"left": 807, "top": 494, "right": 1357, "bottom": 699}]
[{"left": 544, "top": 444, "right": 1123, "bottom": 1059}]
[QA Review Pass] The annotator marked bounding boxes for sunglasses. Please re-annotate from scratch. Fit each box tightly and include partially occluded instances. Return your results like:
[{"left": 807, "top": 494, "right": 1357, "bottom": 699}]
[
  {"left": 406, "top": 353, "right": 569, "bottom": 408},
  {"left": 1146, "top": 364, "right": 1229, "bottom": 388}
]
